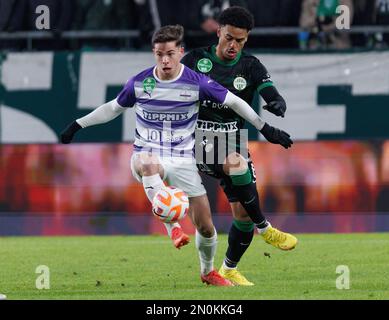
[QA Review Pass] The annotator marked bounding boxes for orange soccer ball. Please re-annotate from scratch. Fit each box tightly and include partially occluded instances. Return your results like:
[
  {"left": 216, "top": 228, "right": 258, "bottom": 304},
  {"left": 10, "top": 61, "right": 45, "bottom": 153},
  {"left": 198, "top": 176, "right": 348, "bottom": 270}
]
[{"left": 152, "top": 186, "right": 189, "bottom": 223}]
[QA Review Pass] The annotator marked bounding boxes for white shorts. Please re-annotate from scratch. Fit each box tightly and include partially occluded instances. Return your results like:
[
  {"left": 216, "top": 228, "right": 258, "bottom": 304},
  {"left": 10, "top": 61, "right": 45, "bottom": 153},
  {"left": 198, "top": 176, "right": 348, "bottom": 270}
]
[{"left": 130, "top": 153, "right": 206, "bottom": 198}]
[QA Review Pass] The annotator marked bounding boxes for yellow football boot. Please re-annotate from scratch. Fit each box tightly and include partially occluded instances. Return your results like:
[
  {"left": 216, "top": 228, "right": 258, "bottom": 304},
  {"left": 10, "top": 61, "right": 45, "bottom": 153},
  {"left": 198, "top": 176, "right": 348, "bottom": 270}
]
[
  {"left": 219, "top": 265, "right": 254, "bottom": 286},
  {"left": 261, "top": 226, "right": 298, "bottom": 250}
]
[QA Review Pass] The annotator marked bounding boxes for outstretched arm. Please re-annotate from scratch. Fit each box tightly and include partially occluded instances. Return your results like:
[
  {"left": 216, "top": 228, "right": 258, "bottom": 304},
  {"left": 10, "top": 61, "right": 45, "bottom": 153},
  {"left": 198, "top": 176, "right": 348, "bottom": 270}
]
[
  {"left": 60, "top": 99, "right": 126, "bottom": 144},
  {"left": 76, "top": 99, "right": 126, "bottom": 128},
  {"left": 223, "top": 91, "right": 293, "bottom": 149},
  {"left": 223, "top": 91, "right": 266, "bottom": 131},
  {"left": 260, "top": 86, "right": 287, "bottom": 118}
]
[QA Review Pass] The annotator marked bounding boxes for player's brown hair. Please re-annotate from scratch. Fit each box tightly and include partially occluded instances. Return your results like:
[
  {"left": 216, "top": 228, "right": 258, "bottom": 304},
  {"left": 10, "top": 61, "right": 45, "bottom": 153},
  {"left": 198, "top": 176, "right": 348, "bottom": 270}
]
[{"left": 151, "top": 25, "right": 184, "bottom": 47}]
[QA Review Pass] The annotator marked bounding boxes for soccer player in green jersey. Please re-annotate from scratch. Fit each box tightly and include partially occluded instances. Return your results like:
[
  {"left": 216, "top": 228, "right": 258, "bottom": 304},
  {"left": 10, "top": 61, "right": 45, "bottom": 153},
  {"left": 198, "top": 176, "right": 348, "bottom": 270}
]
[{"left": 182, "top": 6, "right": 298, "bottom": 286}]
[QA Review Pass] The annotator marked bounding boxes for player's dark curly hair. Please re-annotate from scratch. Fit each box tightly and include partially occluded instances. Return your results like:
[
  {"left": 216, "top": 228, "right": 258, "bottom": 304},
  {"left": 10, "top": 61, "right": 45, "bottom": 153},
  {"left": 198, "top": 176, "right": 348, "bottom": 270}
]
[
  {"left": 152, "top": 25, "right": 184, "bottom": 47},
  {"left": 217, "top": 6, "right": 254, "bottom": 31}
]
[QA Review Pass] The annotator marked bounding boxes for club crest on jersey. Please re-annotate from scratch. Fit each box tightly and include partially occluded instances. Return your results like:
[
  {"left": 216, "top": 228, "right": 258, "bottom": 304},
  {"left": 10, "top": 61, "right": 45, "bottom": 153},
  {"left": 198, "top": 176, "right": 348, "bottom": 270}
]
[
  {"left": 233, "top": 76, "right": 247, "bottom": 91},
  {"left": 197, "top": 58, "right": 213, "bottom": 73},
  {"left": 143, "top": 77, "right": 156, "bottom": 95}
]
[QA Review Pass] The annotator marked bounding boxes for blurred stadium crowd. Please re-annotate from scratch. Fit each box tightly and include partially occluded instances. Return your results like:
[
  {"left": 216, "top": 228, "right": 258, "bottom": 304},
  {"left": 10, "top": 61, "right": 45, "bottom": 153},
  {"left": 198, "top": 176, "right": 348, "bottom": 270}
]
[{"left": 0, "top": 0, "right": 389, "bottom": 50}]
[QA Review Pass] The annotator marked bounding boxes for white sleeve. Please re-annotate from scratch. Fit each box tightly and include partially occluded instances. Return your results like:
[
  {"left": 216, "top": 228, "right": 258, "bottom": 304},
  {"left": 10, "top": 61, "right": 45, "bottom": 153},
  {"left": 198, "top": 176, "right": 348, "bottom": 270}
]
[
  {"left": 223, "top": 91, "right": 265, "bottom": 131},
  {"left": 76, "top": 99, "right": 126, "bottom": 128}
]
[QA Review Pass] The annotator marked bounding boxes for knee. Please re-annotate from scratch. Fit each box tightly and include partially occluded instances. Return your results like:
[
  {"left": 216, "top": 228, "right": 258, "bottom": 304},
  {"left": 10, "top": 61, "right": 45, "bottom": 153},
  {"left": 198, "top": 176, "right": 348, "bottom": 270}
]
[
  {"left": 223, "top": 152, "right": 248, "bottom": 176},
  {"left": 192, "top": 215, "right": 215, "bottom": 237},
  {"left": 233, "top": 211, "right": 251, "bottom": 221},
  {"left": 196, "top": 225, "right": 215, "bottom": 238},
  {"left": 188, "top": 207, "right": 214, "bottom": 237},
  {"left": 231, "top": 203, "right": 251, "bottom": 221}
]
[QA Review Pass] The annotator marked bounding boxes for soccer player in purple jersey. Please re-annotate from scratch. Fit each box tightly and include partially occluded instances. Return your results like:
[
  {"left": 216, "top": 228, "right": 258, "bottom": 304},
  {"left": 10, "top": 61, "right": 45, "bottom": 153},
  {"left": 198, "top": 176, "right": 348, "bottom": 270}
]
[{"left": 60, "top": 25, "right": 292, "bottom": 287}]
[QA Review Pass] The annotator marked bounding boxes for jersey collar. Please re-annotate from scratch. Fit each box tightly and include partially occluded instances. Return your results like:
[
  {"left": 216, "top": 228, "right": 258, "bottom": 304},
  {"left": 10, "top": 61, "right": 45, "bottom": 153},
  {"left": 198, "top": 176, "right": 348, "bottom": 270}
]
[
  {"left": 153, "top": 63, "right": 184, "bottom": 83},
  {"left": 209, "top": 45, "right": 242, "bottom": 66}
]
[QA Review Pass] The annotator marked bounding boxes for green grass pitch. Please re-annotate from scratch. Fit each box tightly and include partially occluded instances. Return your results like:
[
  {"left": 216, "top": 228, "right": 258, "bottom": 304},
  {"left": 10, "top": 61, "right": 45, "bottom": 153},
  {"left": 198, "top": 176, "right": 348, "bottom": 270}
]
[{"left": 0, "top": 233, "right": 388, "bottom": 300}]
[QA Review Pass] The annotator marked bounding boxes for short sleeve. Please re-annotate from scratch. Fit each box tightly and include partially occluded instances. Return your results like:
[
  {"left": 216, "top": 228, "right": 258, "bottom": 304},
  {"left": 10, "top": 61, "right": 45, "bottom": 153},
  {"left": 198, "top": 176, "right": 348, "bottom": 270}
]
[
  {"left": 199, "top": 75, "right": 228, "bottom": 104},
  {"left": 252, "top": 59, "right": 274, "bottom": 92},
  {"left": 116, "top": 77, "right": 136, "bottom": 108}
]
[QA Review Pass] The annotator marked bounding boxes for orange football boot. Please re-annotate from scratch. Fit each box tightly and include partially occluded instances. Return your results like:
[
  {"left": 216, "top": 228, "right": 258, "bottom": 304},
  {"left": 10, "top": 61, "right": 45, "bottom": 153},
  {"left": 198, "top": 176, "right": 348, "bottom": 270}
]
[
  {"left": 171, "top": 226, "right": 190, "bottom": 249},
  {"left": 201, "top": 270, "right": 234, "bottom": 287}
]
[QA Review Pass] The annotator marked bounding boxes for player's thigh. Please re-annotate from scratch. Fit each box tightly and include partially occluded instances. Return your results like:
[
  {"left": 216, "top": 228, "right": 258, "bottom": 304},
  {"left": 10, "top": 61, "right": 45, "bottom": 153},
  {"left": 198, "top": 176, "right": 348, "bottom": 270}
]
[
  {"left": 130, "top": 152, "right": 165, "bottom": 182},
  {"left": 197, "top": 162, "right": 224, "bottom": 179},
  {"left": 198, "top": 159, "right": 247, "bottom": 216},
  {"left": 164, "top": 160, "right": 206, "bottom": 198}
]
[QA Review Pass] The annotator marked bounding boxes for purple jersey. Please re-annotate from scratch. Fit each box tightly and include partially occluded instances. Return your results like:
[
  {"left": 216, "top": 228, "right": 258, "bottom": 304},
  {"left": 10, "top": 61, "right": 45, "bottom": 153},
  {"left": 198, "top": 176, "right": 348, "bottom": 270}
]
[{"left": 116, "top": 64, "right": 228, "bottom": 157}]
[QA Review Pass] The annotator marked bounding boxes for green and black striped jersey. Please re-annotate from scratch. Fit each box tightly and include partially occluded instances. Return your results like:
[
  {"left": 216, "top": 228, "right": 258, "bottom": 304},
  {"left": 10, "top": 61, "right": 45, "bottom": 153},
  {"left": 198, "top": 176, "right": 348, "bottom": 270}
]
[{"left": 181, "top": 45, "right": 274, "bottom": 132}]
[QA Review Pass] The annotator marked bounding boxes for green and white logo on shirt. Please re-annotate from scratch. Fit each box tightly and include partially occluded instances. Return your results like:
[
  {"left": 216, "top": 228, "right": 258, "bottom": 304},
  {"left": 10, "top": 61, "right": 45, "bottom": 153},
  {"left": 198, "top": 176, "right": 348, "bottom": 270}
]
[
  {"left": 143, "top": 77, "right": 156, "bottom": 94},
  {"left": 233, "top": 76, "right": 247, "bottom": 91},
  {"left": 197, "top": 58, "right": 213, "bottom": 73}
]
